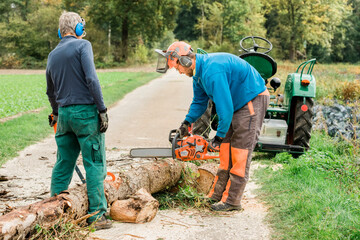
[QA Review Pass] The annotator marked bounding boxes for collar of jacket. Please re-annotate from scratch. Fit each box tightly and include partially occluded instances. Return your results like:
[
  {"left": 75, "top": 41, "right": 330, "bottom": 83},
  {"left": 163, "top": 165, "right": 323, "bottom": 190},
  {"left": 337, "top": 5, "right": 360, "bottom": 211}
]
[
  {"left": 193, "top": 53, "right": 204, "bottom": 83},
  {"left": 62, "top": 35, "right": 77, "bottom": 41}
]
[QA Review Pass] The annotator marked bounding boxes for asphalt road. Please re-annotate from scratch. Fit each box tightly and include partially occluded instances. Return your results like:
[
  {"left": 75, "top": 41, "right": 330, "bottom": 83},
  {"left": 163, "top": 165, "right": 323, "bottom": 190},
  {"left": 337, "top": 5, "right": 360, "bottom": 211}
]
[{"left": 106, "top": 69, "right": 193, "bottom": 150}]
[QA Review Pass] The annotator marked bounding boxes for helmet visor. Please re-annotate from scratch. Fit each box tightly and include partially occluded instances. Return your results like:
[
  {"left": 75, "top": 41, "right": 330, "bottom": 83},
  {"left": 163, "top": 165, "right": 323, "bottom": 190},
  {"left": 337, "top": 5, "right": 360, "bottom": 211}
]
[{"left": 155, "top": 49, "right": 169, "bottom": 73}]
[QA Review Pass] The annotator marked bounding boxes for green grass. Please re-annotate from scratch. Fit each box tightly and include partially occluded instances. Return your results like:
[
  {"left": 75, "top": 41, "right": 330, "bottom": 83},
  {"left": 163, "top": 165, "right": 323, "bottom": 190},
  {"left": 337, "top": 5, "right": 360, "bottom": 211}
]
[
  {"left": 0, "top": 72, "right": 160, "bottom": 166},
  {"left": 0, "top": 74, "right": 48, "bottom": 118},
  {"left": 153, "top": 165, "right": 211, "bottom": 210},
  {"left": 254, "top": 131, "right": 360, "bottom": 239}
]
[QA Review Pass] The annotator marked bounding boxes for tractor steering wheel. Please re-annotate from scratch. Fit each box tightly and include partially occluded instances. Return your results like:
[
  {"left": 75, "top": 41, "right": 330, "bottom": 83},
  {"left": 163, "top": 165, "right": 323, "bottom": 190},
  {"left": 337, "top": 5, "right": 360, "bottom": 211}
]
[{"left": 239, "top": 36, "right": 273, "bottom": 54}]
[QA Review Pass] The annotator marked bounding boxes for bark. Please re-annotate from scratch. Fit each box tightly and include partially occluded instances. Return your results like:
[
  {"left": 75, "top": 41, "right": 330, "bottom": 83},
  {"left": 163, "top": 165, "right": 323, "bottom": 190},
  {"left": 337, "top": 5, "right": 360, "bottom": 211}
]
[{"left": 0, "top": 159, "right": 183, "bottom": 240}]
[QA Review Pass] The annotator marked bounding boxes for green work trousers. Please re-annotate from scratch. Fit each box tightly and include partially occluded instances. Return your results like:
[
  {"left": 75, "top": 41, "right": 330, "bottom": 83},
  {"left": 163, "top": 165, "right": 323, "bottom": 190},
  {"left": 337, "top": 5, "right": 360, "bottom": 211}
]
[{"left": 50, "top": 104, "right": 107, "bottom": 222}]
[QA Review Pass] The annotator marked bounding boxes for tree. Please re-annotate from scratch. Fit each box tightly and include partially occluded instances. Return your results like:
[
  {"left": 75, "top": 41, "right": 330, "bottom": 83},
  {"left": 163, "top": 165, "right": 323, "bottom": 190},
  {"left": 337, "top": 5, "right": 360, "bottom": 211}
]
[
  {"left": 194, "top": 0, "right": 265, "bottom": 51},
  {"left": 88, "top": 0, "right": 178, "bottom": 62},
  {"left": 263, "top": 0, "right": 351, "bottom": 61},
  {"left": 173, "top": 2, "right": 201, "bottom": 41},
  {"left": 342, "top": 0, "right": 360, "bottom": 62}
]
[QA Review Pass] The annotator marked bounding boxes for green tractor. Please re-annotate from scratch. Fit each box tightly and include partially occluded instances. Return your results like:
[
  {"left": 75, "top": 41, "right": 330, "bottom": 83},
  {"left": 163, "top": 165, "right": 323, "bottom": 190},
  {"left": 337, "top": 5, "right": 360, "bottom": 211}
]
[
  {"left": 238, "top": 36, "right": 316, "bottom": 155},
  {"left": 194, "top": 36, "right": 316, "bottom": 155}
]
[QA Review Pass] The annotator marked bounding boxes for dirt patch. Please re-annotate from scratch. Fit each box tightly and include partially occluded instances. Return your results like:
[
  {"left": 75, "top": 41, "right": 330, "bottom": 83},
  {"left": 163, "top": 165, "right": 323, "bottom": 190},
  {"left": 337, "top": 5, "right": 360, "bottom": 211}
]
[{"left": 0, "top": 107, "right": 46, "bottom": 123}]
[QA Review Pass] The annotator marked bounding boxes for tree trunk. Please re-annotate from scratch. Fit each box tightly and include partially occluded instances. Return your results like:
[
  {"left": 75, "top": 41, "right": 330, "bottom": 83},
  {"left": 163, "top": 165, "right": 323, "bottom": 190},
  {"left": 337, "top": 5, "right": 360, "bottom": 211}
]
[
  {"left": 0, "top": 159, "right": 183, "bottom": 240},
  {"left": 121, "top": 16, "right": 129, "bottom": 61}
]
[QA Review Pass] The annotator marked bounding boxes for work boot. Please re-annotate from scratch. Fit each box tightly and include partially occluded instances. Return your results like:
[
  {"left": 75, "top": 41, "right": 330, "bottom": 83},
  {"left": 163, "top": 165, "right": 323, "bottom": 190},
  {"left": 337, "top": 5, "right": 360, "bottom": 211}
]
[
  {"left": 210, "top": 201, "right": 242, "bottom": 211},
  {"left": 88, "top": 214, "right": 112, "bottom": 230}
]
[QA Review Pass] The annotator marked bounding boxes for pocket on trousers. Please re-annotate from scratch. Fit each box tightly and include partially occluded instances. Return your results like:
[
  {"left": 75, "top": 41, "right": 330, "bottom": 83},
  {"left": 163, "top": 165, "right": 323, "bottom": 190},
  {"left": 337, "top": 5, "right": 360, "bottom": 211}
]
[
  {"left": 92, "top": 143, "right": 102, "bottom": 164},
  {"left": 73, "top": 112, "right": 96, "bottom": 120}
]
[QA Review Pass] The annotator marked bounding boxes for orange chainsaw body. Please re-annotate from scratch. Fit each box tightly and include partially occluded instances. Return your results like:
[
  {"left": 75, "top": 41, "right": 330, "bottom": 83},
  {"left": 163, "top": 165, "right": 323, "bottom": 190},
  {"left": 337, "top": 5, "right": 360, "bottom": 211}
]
[{"left": 173, "top": 135, "right": 218, "bottom": 161}]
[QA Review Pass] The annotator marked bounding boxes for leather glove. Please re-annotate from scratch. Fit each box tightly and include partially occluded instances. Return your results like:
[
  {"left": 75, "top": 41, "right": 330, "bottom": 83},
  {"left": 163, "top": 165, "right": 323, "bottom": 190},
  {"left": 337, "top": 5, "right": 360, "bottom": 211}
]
[
  {"left": 99, "top": 109, "right": 109, "bottom": 133},
  {"left": 208, "top": 135, "right": 223, "bottom": 152},
  {"left": 48, "top": 113, "right": 58, "bottom": 127},
  {"left": 176, "top": 120, "right": 190, "bottom": 138}
]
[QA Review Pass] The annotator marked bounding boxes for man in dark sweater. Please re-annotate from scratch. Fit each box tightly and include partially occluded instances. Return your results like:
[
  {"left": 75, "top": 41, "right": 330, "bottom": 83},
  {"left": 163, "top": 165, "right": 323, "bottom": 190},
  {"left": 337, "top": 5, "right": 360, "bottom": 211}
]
[{"left": 46, "top": 11, "right": 111, "bottom": 230}]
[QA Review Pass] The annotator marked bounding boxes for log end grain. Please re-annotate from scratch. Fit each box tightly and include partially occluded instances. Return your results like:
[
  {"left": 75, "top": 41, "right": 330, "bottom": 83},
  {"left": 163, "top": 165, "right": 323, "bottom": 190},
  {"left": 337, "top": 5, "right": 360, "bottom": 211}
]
[{"left": 110, "top": 188, "right": 159, "bottom": 223}]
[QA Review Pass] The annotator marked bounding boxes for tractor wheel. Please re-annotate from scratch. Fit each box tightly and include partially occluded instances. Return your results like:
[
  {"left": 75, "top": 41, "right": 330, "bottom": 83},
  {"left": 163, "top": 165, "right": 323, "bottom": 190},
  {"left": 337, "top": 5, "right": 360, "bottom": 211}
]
[{"left": 292, "top": 97, "right": 314, "bottom": 148}]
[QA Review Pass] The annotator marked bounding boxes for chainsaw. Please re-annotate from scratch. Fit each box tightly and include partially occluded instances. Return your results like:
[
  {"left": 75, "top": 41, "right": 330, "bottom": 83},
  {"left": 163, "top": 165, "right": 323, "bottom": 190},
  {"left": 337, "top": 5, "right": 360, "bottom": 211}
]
[{"left": 130, "top": 129, "right": 219, "bottom": 161}]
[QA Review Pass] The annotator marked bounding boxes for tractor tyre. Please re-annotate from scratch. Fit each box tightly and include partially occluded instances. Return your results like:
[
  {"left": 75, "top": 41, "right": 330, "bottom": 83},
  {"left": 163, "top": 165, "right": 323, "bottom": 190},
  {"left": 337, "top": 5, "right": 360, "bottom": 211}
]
[{"left": 292, "top": 97, "right": 314, "bottom": 148}]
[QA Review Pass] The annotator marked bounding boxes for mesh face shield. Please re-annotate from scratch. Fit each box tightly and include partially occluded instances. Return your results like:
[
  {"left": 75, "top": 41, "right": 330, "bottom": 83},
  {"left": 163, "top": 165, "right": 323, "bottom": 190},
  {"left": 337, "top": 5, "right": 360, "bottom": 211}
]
[{"left": 155, "top": 49, "right": 169, "bottom": 73}]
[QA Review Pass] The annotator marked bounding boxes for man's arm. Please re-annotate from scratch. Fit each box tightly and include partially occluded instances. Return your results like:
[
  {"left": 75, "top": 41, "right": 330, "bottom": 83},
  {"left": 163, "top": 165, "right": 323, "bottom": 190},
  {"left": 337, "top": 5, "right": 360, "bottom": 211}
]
[
  {"left": 185, "top": 80, "right": 209, "bottom": 124},
  {"left": 46, "top": 69, "right": 58, "bottom": 115},
  {"left": 207, "top": 72, "right": 233, "bottom": 138},
  {"left": 80, "top": 41, "right": 107, "bottom": 112}
]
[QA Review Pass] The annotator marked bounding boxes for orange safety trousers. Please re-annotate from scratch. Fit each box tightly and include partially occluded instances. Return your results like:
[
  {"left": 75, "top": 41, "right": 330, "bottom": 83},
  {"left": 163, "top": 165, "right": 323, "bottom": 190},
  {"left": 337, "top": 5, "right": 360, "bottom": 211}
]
[{"left": 208, "top": 90, "right": 269, "bottom": 206}]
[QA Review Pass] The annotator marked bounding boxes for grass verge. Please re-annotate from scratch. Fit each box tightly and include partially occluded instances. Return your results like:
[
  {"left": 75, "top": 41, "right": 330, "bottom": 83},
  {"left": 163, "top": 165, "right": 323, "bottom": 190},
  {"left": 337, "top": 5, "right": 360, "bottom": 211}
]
[
  {"left": 254, "top": 131, "right": 360, "bottom": 239},
  {"left": 0, "top": 72, "right": 160, "bottom": 166}
]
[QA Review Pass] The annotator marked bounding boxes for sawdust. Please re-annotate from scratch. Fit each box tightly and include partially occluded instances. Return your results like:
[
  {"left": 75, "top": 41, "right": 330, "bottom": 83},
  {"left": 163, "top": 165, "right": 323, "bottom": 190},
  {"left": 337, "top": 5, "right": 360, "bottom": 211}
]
[{"left": 0, "top": 69, "right": 271, "bottom": 239}]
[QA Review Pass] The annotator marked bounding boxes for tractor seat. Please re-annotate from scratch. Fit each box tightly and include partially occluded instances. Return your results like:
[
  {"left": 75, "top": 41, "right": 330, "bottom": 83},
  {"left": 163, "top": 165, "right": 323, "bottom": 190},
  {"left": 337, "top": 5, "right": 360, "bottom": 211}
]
[{"left": 239, "top": 52, "right": 277, "bottom": 80}]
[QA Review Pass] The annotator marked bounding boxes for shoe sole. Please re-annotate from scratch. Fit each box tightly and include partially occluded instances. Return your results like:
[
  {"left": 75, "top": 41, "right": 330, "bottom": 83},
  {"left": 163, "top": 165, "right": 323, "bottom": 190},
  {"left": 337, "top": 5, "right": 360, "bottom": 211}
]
[{"left": 210, "top": 204, "right": 242, "bottom": 212}]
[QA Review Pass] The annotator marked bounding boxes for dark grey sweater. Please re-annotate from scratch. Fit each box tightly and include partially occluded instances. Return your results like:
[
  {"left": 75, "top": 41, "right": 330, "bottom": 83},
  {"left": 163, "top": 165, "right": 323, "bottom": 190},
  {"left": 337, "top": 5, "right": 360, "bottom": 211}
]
[{"left": 46, "top": 36, "right": 106, "bottom": 114}]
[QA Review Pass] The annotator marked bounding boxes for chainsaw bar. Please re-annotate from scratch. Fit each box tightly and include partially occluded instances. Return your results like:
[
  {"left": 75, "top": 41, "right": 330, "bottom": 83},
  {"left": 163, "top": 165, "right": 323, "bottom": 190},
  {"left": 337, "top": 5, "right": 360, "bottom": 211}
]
[{"left": 130, "top": 148, "right": 173, "bottom": 158}]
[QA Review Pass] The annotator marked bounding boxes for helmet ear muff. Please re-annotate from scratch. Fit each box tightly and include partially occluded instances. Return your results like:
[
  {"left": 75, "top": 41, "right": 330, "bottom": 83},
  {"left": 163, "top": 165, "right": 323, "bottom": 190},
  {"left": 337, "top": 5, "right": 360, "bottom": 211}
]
[{"left": 179, "top": 56, "right": 192, "bottom": 68}]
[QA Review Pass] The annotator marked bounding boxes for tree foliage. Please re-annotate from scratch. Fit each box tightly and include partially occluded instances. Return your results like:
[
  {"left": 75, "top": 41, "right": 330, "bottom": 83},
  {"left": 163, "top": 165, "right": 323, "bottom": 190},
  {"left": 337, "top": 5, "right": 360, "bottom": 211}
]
[
  {"left": 263, "top": 0, "right": 352, "bottom": 61},
  {"left": 88, "top": 0, "right": 178, "bottom": 61},
  {"left": 0, "top": 0, "right": 358, "bottom": 68}
]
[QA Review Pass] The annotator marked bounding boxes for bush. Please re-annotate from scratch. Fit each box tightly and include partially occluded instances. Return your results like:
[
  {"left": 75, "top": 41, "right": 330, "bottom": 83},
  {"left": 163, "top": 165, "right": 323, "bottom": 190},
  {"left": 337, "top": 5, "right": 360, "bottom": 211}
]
[
  {"left": 0, "top": 54, "right": 22, "bottom": 69},
  {"left": 127, "top": 44, "right": 151, "bottom": 65},
  {"left": 207, "top": 41, "right": 237, "bottom": 54},
  {"left": 335, "top": 80, "right": 360, "bottom": 101}
]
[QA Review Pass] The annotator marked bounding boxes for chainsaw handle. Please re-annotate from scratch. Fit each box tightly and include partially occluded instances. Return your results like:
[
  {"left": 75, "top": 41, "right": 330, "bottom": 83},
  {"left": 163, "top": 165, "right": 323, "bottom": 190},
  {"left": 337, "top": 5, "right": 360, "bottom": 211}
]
[
  {"left": 171, "top": 131, "right": 179, "bottom": 160},
  {"left": 168, "top": 129, "right": 177, "bottom": 143}
]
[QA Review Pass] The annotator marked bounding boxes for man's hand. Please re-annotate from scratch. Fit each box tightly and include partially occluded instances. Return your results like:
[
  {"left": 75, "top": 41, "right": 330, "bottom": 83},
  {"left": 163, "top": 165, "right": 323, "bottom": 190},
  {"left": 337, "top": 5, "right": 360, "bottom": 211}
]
[
  {"left": 48, "top": 113, "right": 58, "bottom": 127},
  {"left": 208, "top": 135, "right": 223, "bottom": 152},
  {"left": 176, "top": 120, "right": 190, "bottom": 138},
  {"left": 99, "top": 109, "right": 109, "bottom": 133}
]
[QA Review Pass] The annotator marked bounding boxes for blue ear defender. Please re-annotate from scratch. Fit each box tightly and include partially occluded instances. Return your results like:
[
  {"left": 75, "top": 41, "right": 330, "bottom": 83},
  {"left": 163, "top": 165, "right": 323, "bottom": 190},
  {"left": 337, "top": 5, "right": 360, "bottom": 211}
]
[
  {"left": 75, "top": 22, "right": 84, "bottom": 37},
  {"left": 58, "top": 28, "right": 62, "bottom": 39}
]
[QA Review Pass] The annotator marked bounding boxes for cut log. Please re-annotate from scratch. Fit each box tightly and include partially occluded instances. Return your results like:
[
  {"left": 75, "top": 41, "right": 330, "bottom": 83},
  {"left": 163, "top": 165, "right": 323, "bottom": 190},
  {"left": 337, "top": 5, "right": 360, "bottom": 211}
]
[
  {"left": 175, "top": 162, "right": 218, "bottom": 195},
  {"left": 196, "top": 163, "right": 218, "bottom": 194},
  {"left": 0, "top": 159, "right": 183, "bottom": 240},
  {"left": 110, "top": 188, "right": 159, "bottom": 223}
]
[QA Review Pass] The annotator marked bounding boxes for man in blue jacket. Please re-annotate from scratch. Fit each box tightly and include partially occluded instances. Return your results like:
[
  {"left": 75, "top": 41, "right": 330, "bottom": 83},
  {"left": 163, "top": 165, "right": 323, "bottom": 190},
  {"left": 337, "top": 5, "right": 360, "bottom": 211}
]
[
  {"left": 155, "top": 42, "right": 269, "bottom": 211},
  {"left": 46, "top": 11, "right": 111, "bottom": 229}
]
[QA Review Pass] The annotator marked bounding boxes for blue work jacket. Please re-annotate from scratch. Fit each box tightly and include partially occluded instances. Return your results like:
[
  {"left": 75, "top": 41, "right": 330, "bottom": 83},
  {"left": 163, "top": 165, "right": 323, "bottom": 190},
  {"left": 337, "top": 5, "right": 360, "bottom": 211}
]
[{"left": 185, "top": 53, "right": 266, "bottom": 138}]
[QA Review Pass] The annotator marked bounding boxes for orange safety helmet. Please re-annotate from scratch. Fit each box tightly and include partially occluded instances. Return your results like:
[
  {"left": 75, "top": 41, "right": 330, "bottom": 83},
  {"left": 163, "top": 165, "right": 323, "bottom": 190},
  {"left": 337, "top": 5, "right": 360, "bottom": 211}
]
[{"left": 155, "top": 41, "right": 193, "bottom": 73}]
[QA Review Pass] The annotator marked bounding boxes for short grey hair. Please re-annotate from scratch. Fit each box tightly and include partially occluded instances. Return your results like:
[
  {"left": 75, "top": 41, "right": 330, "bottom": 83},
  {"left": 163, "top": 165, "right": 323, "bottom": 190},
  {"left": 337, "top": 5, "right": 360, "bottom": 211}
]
[{"left": 59, "top": 11, "right": 82, "bottom": 37}]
